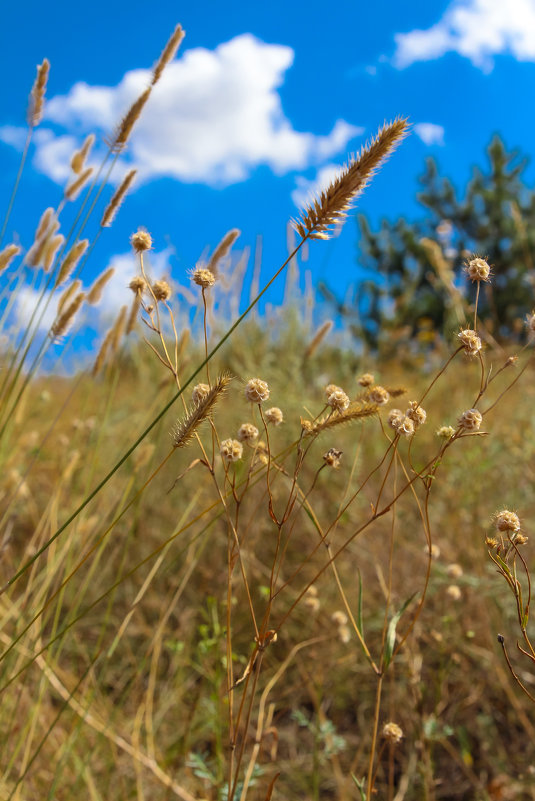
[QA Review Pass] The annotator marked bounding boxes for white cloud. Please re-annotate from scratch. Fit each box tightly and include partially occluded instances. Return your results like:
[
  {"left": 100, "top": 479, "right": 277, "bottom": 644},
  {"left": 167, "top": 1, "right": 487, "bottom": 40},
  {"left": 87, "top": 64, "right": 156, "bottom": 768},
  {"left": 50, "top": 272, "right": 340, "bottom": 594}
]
[
  {"left": 7, "top": 34, "right": 359, "bottom": 187},
  {"left": 413, "top": 122, "right": 445, "bottom": 146},
  {"left": 291, "top": 163, "right": 342, "bottom": 210},
  {"left": 0, "top": 125, "right": 28, "bottom": 150},
  {"left": 393, "top": 0, "right": 535, "bottom": 70}
]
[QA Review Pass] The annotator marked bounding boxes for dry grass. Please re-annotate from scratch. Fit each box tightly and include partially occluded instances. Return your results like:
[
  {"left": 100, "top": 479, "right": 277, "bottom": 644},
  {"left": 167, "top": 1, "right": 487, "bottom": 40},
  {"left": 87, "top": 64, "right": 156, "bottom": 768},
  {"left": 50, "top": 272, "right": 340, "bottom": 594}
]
[{"left": 0, "top": 22, "right": 534, "bottom": 801}]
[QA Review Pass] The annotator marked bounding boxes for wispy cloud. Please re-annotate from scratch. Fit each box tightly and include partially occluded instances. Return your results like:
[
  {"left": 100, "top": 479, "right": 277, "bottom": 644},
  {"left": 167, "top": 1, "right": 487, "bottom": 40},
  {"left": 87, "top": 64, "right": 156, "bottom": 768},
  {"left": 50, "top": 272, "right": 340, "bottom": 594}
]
[
  {"left": 414, "top": 123, "right": 445, "bottom": 146},
  {"left": 1, "top": 34, "right": 360, "bottom": 188},
  {"left": 393, "top": 0, "right": 535, "bottom": 70}
]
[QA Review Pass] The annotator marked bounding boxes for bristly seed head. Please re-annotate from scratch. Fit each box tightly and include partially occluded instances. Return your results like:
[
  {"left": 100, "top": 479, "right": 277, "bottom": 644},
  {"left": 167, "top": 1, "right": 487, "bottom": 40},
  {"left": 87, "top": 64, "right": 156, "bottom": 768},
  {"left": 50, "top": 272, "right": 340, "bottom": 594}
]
[
  {"left": 358, "top": 372, "right": 375, "bottom": 387},
  {"left": 327, "top": 388, "right": 350, "bottom": 413},
  {"left": 131, "top": 229, "right": 153, "bottom": 253},
  {"left": 265, "top": 407, "right": 283, "bottom": 426},
  {"left": 446, "top": 585, "right": 462, "bottom": 601},
  {"left": 382, "top": 722, "right": 404, "bottom": 745},
  {"left": 369, "top": 385, "right": 390, "bottom": 406},
  {"left": 389, "top": 413, "right": 414, "bottom": 438},
  {"left": 458, "top": 328, "right": 482, "bottom": 357},
  {"left": 465, "top": 257, "right": 491, "bottom": 283},
  {"left": 152, "top": 280, "right": 171, "bottom": 302},
  {"left": 237, "top": 423, "right": 259, "bottom": 443},
  {"left": 323, "top": 448, "right": 343, "bottom": 468},
  {"left": 129, "top": 276, "right": 147, "bottom": 295},
  {"left": 245, "top": 378, "right": 270, "bottom": 404},
  {"left": 458, "top": 408, "right": 482, "bottom": 431},
  {"left": 494, "top": 509, "right": 521, "bottom": 533},
  {"left": 220, "top": 438, "right": 243, "bottom": 463},
  {"left": 191, "top": 266, "right": 216, "bottom": 288},
  {"left": 406, "top": 400, "right": 427, "bottom": 429}
]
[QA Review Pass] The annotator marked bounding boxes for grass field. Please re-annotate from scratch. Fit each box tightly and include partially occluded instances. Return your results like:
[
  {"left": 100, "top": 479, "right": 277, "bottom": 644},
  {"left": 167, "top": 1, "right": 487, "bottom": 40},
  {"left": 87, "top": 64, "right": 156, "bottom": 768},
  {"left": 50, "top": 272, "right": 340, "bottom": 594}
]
[{"left": 0, "top": 24, "right": 534, "bottom": 801}]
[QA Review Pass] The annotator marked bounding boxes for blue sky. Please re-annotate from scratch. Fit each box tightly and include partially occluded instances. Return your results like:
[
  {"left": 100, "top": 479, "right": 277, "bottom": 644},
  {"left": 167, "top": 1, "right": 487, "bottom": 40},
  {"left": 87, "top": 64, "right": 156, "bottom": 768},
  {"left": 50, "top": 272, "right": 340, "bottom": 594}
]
[{"left": 1, "top": 0, "right": 535, "bottom": 341}]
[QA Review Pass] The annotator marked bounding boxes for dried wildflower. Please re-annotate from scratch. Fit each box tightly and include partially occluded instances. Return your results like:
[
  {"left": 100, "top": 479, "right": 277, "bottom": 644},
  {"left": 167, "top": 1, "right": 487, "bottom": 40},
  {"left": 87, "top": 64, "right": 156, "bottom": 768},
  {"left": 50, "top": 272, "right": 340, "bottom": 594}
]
[
  {"left": 323, "top": 448, "right": 342, "bottom": 468},
  {"left": 424, "top": 543, "right": 441, "bottom": 559},
  {"left": 253, "top": 440, "right": 269, "bottom": 466},
  {"left": 237, "top": 423, "right": 259, "bottom": 443},
  {"left": 87, "top": 268, "right": 115, "bottom": 305},
  {"left": 494, "top": 510, "right": 521, "bottom": 533},
  {"left": 339, "top": 626, "right": 351, "bottom": 644},
  {"left": 369, "top": 385, "right": 390, "bottom": 405},
  {"left": 465, "top": 257, "right": 491, "bottom": 283},
  {"left": 447, "top": 563, "right": 463, "bottom": 579},
  {"left": 324, "top": 383, "right": 342, "bottom": 398},
  {"left": 172, "top": 376, "right": 231, "bottom": 448},
  {"left": 28, "top": 59, "right": 50, "bottom": 126},
  {"left": 245, "top": 378, "right": 270, "bottom": 404},
  {"left": 458, "top": 408, "right": 482, "bottom": 432},
  {"left": 131, "top": 229, "right": 152, "bottom": 253},
  {"left": 265, "top": 407, "right": 283, "bottom": 426},
  {"left": 128, "top": 275, "right": 147, "bottom": 295},
  {"left": 152, "top": 280, "right": 171, "bottom": 302},
  {"left": 436, "top": 425, "right": 455, "bottom": 440},
  {"left": 301, "top": 418, "right": 314, "bottom": 433},
  {"left": 458, "top": 328, "right": 482, "bottom": 357},
  {"left": 406, "top": 401, "right": 427, "bottom": 428},
  {"left": 220, "top": 438, "right": 243, "bottom": 463},
  {"left": 395, "top": 415, "right": 415, "bottom": 438},
  {"left": 331, "top": 610, "right": 348, "bottom": 626},
  {"left": 192, "top": 383, "right": 210, "bottom": 405},
  {"left": 101, "top": 170, "right": 137, "bottom": 228},
  {"left": 446, "top": 585, "right": 462, "bottom": 601},
  {"left": 388, "top": 409, "right": 404, "bottom": 429},
  {"left": 0, "top": 244, "right": 21, "bottom": 273},
  {"left": 485, "top": 536, "right": 498, "bottom": 549},
  {"left": 191, "top": 266, "right": 216, "bottom": 288},
  {"left": 327, "top": 388, "right": 350, "bottom": 412},
  {"left": 515, "top": 533, "right": 529, "bottom": 545},
  {"left": 382, "top": 722, "right": 403, "bottom": 745},
  {"left": 292, "top": 118, "right": 408, "bottom": 240},
  {"left": 358, "top": 372, "right": 375, "bottom": 387},
  {"left": 304, "top": 586, "right": 320, "bottom": 612}
]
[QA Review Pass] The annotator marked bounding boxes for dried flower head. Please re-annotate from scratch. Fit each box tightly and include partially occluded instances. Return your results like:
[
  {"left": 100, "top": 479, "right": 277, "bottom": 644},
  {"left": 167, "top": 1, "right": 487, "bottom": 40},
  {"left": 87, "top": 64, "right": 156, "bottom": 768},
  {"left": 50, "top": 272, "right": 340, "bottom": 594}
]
[
  {"left": 458, "top": 328, "right": 482, "bottom": 357},
  {"left": 323, "top": 448, "right": 343, "bottom": 468},
  {"left": 245, "top": 378, "right": 270, "bottom": 404},
  {"left": 494, "top": 510, "right": 521, "bottom": 533},
  {"left": 131, "top": 229, "right": 152, "bottom": 253},
  {"left": 129, "top": 276, "right": 147, "bottom": 295},
  {"left": 446, "top": 585, "right": 462, "bottom": 601},
  {"left": 338, "top": 626, "right": 351, "bottom": 644},
  {"left": 515, "top": 533, "right": 529, "bottom": 545},
  {"left": 447, "top": 563, "right": 463, "bottom": 579},
  {"left": 152, "top": 280, "right": 171, "bottom": 302},
  {"left": 304, "top": 586, "right": 320, "bottom": 612},
  {"left": 237, "top": 423, "right": 259, "bottom": 443},
  {"left": 382, "top": 722, "right": 404, "bottom": 745},
  {"left": 465, "top": 257, "right": 491, "bottom": 283},
  {"left": 458, "top": 408, "right": 482, "bottom": 432},
  {"left": 331, "top": 610, "right": 348, "bottom": 626},
  {"left": 324, "top": 383, "right": 342, "bottom": 398},
  {"left": 358, "top": 372, "right": 375, "bottom": 387},
  {"left": 191, "top": 266, "right": 216, "bottom": 288},
  {"left": 265, "top": 407, "right": 283, "bottom": 426},
  {"left": 327, "top": 388, "right": 350, "bottom": 413},
  {"left": 369, "top": 385, "right": 390, "bottom": 405},
  {"left": 220, "top": 438, "right": 243, "bottom": 463},
  {"left": 406, "top": 400, "right": 427, "bottom": 428},
  {"left": 392, "top": 415, "right": 415, "bottom": 438},
  {"left": 436, "top": 425, "right": 455, "bottom": 440},
  {"left": 388, "top": 409, "right": 404, "bottom": 429},
  {"left": 485, "top": 536, "right": 498, "bottom": 549},
  {"left": 192, "top": 383, "right": 211, "bottom": 405}
]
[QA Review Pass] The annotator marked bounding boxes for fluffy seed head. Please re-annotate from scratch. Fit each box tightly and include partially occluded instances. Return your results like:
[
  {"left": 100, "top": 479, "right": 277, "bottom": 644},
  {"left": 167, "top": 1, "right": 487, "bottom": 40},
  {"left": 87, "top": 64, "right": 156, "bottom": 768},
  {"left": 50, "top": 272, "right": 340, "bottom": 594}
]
[
  {"left": 494, "top": 510, "right": 521, "bottom": 533},
  {"left": 388, "top": 409, "right": 404, "bottom": 430},
  {"left": 358, "top": 372, "right": 375, "bottom": 387},
  {"left": 323, "top": 448, "right": 343, "bottom": 468},
  {"left": 325, "top": 383, "right": 342, "bottom": 398},
  {"left": 265, "top": 407, "right": 283, "bottom": 426},
  {"left": 331, "top": 610, "right": 348, "bottom": 626},
  {"left": 191, "top": 266, "right": 216, "bottom": 288},
  {"left": 382, "top": 722, "right": 403, "bottom": 745},
  {"left": 369, "top": 385, "right": 390, "bottom": 405},
  {"left": 237, "top": 423, "right": 259, "bottom": 443},
  {"left": 101, "top": 170, "right": 137, "bottom": 228},
  {"left": 28, "top": 59, "right": 50, "bottom": 126},
  {"left": 458, "top": 408, "right": 482, "bottom": 431},
  {"left": 465, "top": 257, "right": 491, "bottom": 283},
  {"left": 192, "top": 383, "right": 211, "bottom": 405},
  {"left": 447, "top": 563, "right": 463, "bottom": 579},
  {"left": 131, "top": 229, "right": 152, "bottom": 253},
  {"left": 65, "top": 167, "right": 93, "bottom": 201},
  {"left": 406, "top": 400, "right": 427, "bottom": 429},
  {"left": 220, "top": 438, "right": 243, "bottom": 463},
  {"left": 245, "top": 378, "right": 270, "bottom": 404},
  {"left": 391, "top": 415, "right": 414, "bottom": 438},
  {"left": 327, "top": 388, "right": 350, "bottom": 412},
  {"left": 446, "top": 585, "right": 462, "bottom": 601},
  {"left": 129, "top": 275, "right": 147, "bottom": 295},
  {"left": 436, "top": 425, "right": 455, "bottom": 440},
  {"left": 152, "top": 280, "right": 171, "bottom": 302},
  {"left": 458, "top": 328, "right": 482, "bottom": 357}
]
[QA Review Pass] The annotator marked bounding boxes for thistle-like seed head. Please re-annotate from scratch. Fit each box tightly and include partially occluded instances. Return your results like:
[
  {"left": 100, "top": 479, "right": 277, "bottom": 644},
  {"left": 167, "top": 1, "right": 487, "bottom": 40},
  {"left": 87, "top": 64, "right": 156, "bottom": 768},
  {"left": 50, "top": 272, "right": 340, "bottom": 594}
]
[
  {"left": 331, "top": 610, "right": 348, "bottom": 626},
  {"left": 192, "top": 383, "right": 211, "bottom": 405},
  {"left": 436, "top": 425, "right": 455, "bottom": 440},
  {"left": 465, "top": 257, "right": 491, "bottom": 283},
  {"left": 327, "top": 388, "right": 350, "bottom": 412},
  {"left": 245, "top": 378, "right": 270, "bottom": 404},
  {"left": 323, "top": 447, "right": 343, "bottom": 468},
  {"left": 265, "top": 407, "right": 283, "bottom": 426},
  {"left": 369, "top": 385, "right": 390, "bottom": 406},
  {"left": 446, "top": 563, "right": 463, "bottom": 578},
  {"left": 191, "top": 266, "right": 216, "bottom": 288},
  {"left": 494, "top": 509, "right": 521, "bottom": 533},
  {"left": 446, "top": 585, "right": 462, "bottom": 601},
  {"left": 152, "top": 280, "right": 171, "bottom": 302},
  {"left": 458, "top": 408, "right": 482, "bottom": 431},
  {"left": 406, "top": 400, "right": 427, "bottom": 429},
  {"left": 382, "top": 722, "right": 403, "bottom": 745},
  {"left": 358, "top": 372, "right": 375, "bottom": 387},
  {"left": 458, "top": 328, "right": 482, "bottom": 357},
  {"left": 237, "top": 423, "right": 259, "bottom": 443},
  {"left": 131, "top": 229, "right": 152, "bottom": 253},
  {"left": 129, "top": 276, "right": 147, "bottom": 294},
  {"left": 220, "top": 438, "right": 243, "bottom": 463}
]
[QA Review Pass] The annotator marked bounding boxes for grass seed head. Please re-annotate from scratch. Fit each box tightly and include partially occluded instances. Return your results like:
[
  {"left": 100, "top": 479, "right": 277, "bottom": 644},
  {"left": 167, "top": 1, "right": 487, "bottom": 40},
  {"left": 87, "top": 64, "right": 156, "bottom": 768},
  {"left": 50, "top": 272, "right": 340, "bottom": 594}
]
[
  {"left": 526, "top": 311, "right": 535, "bottom": 335},
  {"left": 245, "top": 378, "right": 270, "bottom": 404},
  {"left": 0, "top": 244, "right": 21, "bottom": 272},
  {"left": 28, "top": 58, "right": 50, "bottom": 126},
  {"left": 101, "top": 170, "right": 137, "bottom": 227}
]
